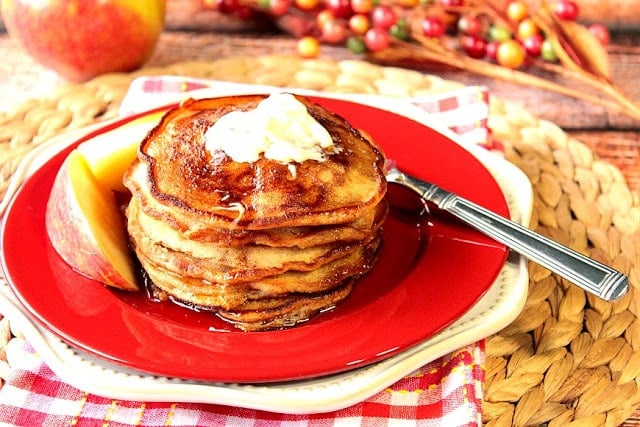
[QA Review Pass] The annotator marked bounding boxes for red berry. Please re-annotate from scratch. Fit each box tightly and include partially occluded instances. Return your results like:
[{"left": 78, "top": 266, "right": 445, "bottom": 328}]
[
  {"left": 371, "top": 5, "right": 397, "bottom": 30},
  {"left": 364, "top": 27, "right": 390, "bottom": 51},
  {"left": 522, "top": 33, "right": 544, "bottom": 56},
  {"left": 269, "top": 0, "right": 291, "bottom": 15},
  {"left": 438, "top": 0, "right": 463, "bottom": 6},
  {"left": 321, "top": 19, "right": 348, "bottom": 44},
  {"left": 236, "top": 5, "right": 254, "bottom": 19},
  {"left": 461, "top": 35, "right": 486, "bottom": 58},
  {"left": 485, "top": 40, "right": 499, "bottom": 60},
  {"left": 457, "top": 15, "right": 483, "bottom": 37},
  {"left": 553, "top": 0, "right": 579, "bottom": 21},
  {"left": 421, "top": 16, "right": 446, "bottom": 37},
  {"left": 325, "top": 0, "right": 352, "bottom": 18},
  {"left": 589, "top": 23, "right": 610, "bottom": 46},
  {"left": 215, "top": 0, "right": 239, "bottom": 14}
]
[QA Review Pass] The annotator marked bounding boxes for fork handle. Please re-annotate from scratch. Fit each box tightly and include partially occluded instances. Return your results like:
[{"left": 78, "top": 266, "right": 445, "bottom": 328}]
[{"left": 417, "top": 180, "right": 629, "bottom": 301}]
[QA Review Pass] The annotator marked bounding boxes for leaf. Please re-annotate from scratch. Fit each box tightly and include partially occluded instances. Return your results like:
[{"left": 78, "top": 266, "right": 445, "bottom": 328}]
[
  {"left": 559, "top": 21, "right": 611, "bottom": 80},
  {"left": 534, "top": 8, "right": 611, "bottom": 82}
]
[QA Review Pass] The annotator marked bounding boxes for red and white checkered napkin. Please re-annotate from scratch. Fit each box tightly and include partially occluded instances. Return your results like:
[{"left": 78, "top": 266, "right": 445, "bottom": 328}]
[
  {"left": 119, "top": 76, "right": 496, "bottom": 150},
  {"left": 0, "top": 340, "right": 484, "bottom": 426},
  {"left": 0, "top": 77, "right": 495, "bottom": 426}
]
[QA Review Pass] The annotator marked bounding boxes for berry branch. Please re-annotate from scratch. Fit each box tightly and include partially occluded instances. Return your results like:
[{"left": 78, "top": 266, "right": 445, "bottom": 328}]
[{"left": 202, "top": 0, "right": 640, "bottom": 121}]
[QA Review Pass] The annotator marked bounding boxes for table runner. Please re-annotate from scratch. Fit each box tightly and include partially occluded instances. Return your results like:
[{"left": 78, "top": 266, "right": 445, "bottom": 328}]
[{"left": 0, "top": 56, "right": 638, "bottom": 426}]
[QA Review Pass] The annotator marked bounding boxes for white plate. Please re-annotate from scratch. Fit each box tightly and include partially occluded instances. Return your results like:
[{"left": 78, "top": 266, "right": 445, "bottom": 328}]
[{"left": 0, "top": 92, "right": 530, "bottom": 414}]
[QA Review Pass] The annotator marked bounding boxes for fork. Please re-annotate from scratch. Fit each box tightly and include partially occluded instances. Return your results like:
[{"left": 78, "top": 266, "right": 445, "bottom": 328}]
[{"left": 385, "top": 163, "right": 629, "bottom": 301}]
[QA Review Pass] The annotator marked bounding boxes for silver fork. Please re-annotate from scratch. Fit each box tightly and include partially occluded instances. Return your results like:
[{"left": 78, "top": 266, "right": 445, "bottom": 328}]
[{"left": 385, "top": 164, "right": 629, "bottom": 301}]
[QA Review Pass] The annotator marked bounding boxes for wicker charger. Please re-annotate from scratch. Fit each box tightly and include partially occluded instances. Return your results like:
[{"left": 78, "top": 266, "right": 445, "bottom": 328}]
[{"left": 0, "top": 56, "right": 639, "bottom": 426}]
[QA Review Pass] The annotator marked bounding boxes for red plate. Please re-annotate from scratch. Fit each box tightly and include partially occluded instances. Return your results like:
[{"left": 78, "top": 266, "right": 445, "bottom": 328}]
[{"left": 1, "top": 96, "right": 508, "bottom": 383}]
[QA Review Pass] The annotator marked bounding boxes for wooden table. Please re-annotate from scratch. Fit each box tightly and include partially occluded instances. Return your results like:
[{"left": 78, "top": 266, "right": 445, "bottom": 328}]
[
  {"left": 2, "top": 25, "right": 640, "bottom": 426},
  {"left": 2, "top": 27, "right": 640, "bottom": 193}
]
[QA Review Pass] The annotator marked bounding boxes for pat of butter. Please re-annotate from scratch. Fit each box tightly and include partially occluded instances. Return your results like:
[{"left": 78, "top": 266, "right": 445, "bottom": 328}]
[{"left": 204, "top": 93, "right": 337, "bottom": 164}]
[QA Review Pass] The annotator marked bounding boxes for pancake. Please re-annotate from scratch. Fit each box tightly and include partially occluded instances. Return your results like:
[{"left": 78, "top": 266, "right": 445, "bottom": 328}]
[
  {"left": 125, "top": 161, "right": 388, "bottom": 248},
  {"left": 123, "top": 93, "right": 388, "bottom": 331},
  {"left": 133, "top": 232, "right": 381, "bottom": 303},
  {"left": 216, "top": 281, "right": 355, "bottom": 331},
  {"left": 128, "top": 200, "right": 381, "bottom": 282},
  {"left": 133, "top": 94, "right": 387, "bottom": 229}
]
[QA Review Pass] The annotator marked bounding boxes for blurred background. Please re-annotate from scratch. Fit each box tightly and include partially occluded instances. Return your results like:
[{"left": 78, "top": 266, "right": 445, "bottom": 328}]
[{"left": 2, "top": 0, "right": 640, "bottom": 126}]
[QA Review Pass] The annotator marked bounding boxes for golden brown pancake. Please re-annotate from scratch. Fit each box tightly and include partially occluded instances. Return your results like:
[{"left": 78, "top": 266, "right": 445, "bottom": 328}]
[
  {"left": 132, "top": 232, "right": 381, "bottom": 302},
  {"left": 133, "top": 95, "right": 387, "bottom": 229},
  {"left": 216, "top": 281, "right": 355, "bottom": 331},
  {"left": 127, "top": 201, "right": 381, "bottom": 283},
  {"left": 125, "top": 163, "right": 388, "bottom": 248},
  {"left": 123, "top": 94, "right": 388, "bottom": 331}
]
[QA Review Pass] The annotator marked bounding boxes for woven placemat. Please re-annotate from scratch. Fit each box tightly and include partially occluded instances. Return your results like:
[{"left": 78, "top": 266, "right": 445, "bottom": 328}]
[{"left": 1, "top": 55, "right": 639, "bottom": 426}]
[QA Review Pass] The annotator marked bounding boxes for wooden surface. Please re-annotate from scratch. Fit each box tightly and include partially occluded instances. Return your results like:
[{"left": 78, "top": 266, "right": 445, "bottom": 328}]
[
  {"left": 1, "top": 27, "right": 640, "bottom": 192},
  {"left": 2, "top": 24, "right": 640, "bottom": 426}
]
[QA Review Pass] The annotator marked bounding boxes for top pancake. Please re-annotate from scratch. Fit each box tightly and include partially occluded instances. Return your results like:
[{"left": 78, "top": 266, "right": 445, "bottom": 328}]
[{"left": 135, "top": 94, "right": 387, "bottom": 230}]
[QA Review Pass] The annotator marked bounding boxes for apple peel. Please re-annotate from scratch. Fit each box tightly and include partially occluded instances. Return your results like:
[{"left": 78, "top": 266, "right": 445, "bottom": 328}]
[{"left": 45, "top": 149, "right": 138, "bottom": 291}]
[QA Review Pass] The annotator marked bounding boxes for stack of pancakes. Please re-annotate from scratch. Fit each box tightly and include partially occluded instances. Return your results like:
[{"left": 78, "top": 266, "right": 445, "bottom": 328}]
[{"left": 124, "top": 94, "right": 387, "bottom": 331}]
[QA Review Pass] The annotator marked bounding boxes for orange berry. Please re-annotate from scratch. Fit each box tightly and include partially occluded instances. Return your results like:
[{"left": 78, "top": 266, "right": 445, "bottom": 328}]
[
  {"left": 497, "top": 39, "right": 526, "bottom": 68},
  {"left": 507, "top": 0, "right": 528, "bottom": 22},
  {"left": 397, "top": 0, "right": 419, "bottom": 6},
  {"left": 349, "top": 14, "right": 371, "bottom": 34},
  {"left": 316, "top": 9, "right": 335, "bottom": 28},
  {"left": 516, "top": 18, "right": 539, "bottom": 40},
  {"left": 297, "top": 36, "right": 321, "bottom": 58},
  {"left": 350, "top": 0, "right": 373, "bottom": 14},
  {"left": 295, "top": 0, "right": 319, "bottom": 8}
]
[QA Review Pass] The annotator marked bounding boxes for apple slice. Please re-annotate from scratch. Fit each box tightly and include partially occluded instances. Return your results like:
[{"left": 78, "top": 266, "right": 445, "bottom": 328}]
[
  {"left": 77, "top": 112, "right": 163, "bottom": 192},
  {"left": 45, "top": 149, "right": 138, "bottom": 291}
]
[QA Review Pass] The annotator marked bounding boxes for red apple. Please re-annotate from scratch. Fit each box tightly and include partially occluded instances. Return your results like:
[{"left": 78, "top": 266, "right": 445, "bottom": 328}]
[
  {"left": 0, "top": 0, "right": 165, "bottom": 82},
  {"left": 45, "top": 149, "right": 138, "bottom": 291}
]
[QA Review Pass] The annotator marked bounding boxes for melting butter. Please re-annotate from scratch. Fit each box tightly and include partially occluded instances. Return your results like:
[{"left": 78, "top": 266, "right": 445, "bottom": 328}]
[{"left": 204, "top": 93, "right": 337, "bottom": 164}]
